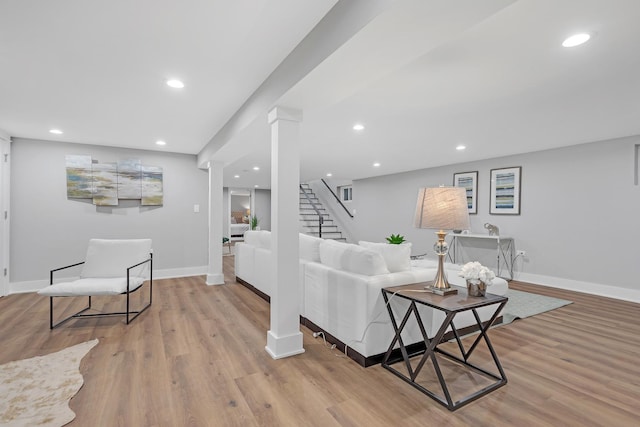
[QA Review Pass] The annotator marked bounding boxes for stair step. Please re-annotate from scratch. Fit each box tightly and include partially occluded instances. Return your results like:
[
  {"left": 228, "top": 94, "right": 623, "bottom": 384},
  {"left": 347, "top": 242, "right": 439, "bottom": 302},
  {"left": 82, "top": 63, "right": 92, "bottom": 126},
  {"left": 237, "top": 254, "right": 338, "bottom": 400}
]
[
  {"left": 300, "top": 219, "right": 334, "bottom": 225},
  {"left": 307, "top": 231, "right": 343, "bottom": 238},
  {"left": 300, "top": 182, "right": 347, "bottom": 242},
  {"left": 302, "top": 225, "right": 338, "bottom": 232}
]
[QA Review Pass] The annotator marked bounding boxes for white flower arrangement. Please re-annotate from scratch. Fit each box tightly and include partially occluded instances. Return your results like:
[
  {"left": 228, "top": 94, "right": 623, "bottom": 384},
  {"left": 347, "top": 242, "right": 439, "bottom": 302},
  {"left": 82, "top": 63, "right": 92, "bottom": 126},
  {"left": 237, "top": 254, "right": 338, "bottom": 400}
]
[{"left": 459, "top": 261, "right": 496, "bottom": 284}]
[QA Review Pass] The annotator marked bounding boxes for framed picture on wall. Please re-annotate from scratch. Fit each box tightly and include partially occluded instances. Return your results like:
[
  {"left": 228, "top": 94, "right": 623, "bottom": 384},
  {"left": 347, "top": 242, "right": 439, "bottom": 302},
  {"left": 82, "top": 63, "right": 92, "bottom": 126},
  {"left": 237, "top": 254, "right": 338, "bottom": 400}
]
[
  {"left": 490, "top": 166, "right": 521, "bottom": 215},
  {"left": 453, "top": 171, "right": 478, "bottom": 214}
]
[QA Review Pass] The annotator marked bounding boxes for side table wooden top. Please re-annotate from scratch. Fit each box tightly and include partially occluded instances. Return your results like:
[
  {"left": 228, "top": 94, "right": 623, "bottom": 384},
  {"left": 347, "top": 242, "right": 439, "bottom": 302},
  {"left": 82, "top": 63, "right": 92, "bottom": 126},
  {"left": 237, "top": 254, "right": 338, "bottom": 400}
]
[{"left": 382, "top": 282, "right": 507, "bottom": 312}]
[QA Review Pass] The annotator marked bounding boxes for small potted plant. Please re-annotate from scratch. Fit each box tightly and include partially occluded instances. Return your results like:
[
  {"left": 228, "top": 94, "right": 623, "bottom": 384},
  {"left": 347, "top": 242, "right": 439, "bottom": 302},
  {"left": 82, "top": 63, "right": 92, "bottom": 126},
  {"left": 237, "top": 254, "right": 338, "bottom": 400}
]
[
  {"left": 458, "top": 261, "right": 496, "bottom": 297},
  {"left": 250, "top": 215, "right": 260, "bottom": 230},
  {"left": 385, "top": 233, "right": 406, "bottom": 244}
]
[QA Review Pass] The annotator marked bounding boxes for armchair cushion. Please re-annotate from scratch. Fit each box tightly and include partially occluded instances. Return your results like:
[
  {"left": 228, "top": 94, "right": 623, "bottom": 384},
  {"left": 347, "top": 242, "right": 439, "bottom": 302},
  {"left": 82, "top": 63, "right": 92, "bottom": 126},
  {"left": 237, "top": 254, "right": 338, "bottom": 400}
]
[
  {"left": 38, "top": 277, "right": 146, "bottom": 296},
  {"left": 81, "top": 239, "right": 152, "bottom": 278}
]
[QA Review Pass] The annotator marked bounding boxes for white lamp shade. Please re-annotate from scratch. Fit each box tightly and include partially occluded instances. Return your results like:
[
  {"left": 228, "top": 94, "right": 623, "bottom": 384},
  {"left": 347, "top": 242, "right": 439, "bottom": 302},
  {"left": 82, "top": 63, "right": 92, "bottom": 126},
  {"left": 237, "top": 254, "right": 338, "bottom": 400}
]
[{"left": 414, "top": 187, "right": 470, "bottom": 231}]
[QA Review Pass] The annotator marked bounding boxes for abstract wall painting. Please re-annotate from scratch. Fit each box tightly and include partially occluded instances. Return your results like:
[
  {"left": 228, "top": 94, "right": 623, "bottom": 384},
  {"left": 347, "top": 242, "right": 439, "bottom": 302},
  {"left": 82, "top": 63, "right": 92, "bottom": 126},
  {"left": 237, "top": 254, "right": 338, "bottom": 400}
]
[
  {"left": 65, "top": 155, "right": 93, "bottom": 198},
  {"left": 117, "top": 159, "right": 142, "bottom": 199},
  {"left": 65, "top": 155, "right": 163, "bottom": 207},
  {"left": 490, "top": 166, "right": 521, "bottom": 215},
  {"left": 92, "top": 163, "right": 118, "bottom": 206},
  {"left": 141, "top": 166, "right": 163, "bottom": 206},
  {"left": 453, "top": 171, "right": 478, "bottom": 214}
]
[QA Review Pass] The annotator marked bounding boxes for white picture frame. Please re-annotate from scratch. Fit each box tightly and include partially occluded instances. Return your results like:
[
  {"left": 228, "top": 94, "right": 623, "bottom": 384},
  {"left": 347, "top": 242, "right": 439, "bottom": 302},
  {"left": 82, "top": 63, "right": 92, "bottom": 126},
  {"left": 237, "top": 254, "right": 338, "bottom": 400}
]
[
  {"left": 453, "top": 171, "right": 478, "bottom": 214},
  {"left": 490, "top": 166, "right": 521, "bottom": 215}
]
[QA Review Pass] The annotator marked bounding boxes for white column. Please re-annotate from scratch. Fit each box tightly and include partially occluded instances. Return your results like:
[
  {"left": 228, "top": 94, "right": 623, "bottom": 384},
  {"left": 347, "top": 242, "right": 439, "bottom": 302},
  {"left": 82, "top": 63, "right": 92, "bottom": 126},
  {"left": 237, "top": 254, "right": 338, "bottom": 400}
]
[
  {"left": 265, "top": 106, "right": 304, "bottom": 359},
  {"left": 206, "top": 161, "right": 224, "bottom": 285}
]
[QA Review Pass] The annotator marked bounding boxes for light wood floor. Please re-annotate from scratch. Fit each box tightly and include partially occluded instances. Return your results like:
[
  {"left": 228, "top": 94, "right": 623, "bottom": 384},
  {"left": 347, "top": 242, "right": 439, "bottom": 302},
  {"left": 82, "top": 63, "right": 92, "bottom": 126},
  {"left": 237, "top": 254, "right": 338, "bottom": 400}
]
[{"left": 1, "top": 257, "right": 639, "bottom": 426}]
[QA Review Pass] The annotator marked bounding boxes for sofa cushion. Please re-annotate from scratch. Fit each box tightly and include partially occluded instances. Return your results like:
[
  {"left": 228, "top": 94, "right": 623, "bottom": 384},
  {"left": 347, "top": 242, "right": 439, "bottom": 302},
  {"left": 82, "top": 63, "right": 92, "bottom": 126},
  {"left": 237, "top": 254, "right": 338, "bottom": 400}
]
[
  {"left": 299, "top": 233, "right": 322, "bottom": 262},
  {"left": 319, "top": 239, "right": 389, "bottom": 276},
  {"left": 358, "top": 241, "right": 412, "bottom": 273},
  {"left": 257, "top": 230, "right": 272, "bottom": 250},
  {"left": 243, "top": 230, "right": 262, "bottom": 247}
]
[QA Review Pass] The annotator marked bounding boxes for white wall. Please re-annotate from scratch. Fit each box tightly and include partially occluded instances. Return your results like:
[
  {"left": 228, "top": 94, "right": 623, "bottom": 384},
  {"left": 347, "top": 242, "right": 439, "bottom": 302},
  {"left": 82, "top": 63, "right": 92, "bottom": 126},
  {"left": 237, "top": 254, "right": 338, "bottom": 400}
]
[
  {"left": 230, "top": 194, "right": 250, "bottom": 213},
  {"left": 0, "top": 130, "right": 10, "bottom": 296},
  {"left": 223, "top": 187, "right": 230, "bottom": 239},
  {"left": 253, "top": 188, "right": 271, "bottom": 230},
  {"left": 10, "top": 138, "right": 209, "bottom": 291},
  {"left": 351, "top": 135, "right": 640, "bottom": 302}
]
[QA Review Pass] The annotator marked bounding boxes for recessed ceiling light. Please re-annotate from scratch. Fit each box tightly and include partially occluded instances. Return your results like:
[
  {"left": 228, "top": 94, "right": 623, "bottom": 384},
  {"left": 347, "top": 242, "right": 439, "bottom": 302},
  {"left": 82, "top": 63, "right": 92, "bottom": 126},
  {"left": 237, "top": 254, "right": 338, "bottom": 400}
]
[
  {"left": 253, "top": 166, "right": 260, "bottom": 171},
  {"left": 353, "top": 123, "right": 365, "bottom": 131},
  {"left": 155, "top": 140, "right": 166, "bottom": 146},
  {"left": 562, "top": 33, "right": 590, "bottom": 48},
  {"left": 326, "top": 173, "right": 332, "bottom": 177},
  {"left": 373, "top": 162, "right": 381, "bottom": 167},
  {"left": 234, "top": 175, "right": 240, "bottom": 178},
  {"left": 166, "top": 79, "right": 185, "bottom": 89},
  {"left": 456, "top": 145, "right": 466, "bottom": 151},
  {"left": 254, "top": 185, "right": 259, "bottom": 188},
  {"left": 49, "top": 129, "right": 63, "bottom": 135}
]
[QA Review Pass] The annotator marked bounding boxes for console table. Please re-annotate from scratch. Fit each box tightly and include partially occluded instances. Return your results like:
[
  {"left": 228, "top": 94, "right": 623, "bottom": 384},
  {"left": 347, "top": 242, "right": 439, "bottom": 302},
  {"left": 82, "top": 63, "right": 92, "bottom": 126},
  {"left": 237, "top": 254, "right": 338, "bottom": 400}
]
[
  {"left": 448, "top": 234, "right": 514, "bottom": 280},
  {"left": 381, "top": 283, "right": 508, "bottom": 411}
]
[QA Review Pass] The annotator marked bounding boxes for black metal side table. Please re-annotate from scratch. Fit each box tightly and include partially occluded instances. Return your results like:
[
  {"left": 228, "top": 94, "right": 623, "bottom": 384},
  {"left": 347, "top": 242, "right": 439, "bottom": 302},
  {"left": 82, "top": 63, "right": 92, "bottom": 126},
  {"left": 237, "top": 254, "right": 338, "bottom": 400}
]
[{"left": 381, "top": 283, "right": 508, "bottom": 411}]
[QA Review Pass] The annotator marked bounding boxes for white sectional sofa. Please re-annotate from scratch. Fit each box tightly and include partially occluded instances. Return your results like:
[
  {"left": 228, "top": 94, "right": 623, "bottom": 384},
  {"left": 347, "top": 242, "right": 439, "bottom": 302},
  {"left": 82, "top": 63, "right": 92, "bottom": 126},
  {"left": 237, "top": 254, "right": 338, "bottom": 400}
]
[{"left": 235, "top": 230, "right": 508, "bottom": 367}]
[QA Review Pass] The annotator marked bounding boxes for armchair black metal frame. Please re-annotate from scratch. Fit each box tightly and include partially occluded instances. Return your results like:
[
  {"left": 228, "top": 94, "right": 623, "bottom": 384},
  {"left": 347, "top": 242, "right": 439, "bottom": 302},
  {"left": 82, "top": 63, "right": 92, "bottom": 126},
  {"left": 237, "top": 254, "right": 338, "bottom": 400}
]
[{"left": 47, "top": 254, "right": 153, "bottom": 329}]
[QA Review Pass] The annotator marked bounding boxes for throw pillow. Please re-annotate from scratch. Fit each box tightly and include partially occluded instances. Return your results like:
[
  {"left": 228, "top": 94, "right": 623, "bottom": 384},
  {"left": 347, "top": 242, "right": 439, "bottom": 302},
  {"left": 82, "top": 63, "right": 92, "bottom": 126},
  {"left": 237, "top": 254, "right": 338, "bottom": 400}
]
[
  {"left": 299, "top": 233, "right": 322, "bottom": 262},
  {"left": 358, "top": 241, "right": 412, "bottom": 273},
  {"left": 319, "top": 239, "right": 389, "bottom": 276}
]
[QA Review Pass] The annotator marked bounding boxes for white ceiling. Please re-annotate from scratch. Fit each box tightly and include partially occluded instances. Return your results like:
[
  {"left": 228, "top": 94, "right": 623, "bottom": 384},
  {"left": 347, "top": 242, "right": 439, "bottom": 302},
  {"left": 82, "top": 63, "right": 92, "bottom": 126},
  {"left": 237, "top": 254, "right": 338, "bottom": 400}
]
[
  {"left": 0, "top": 0, "right": 337, "bottom": 153},
  {"left": 2, "top": 0, "right": 640, "bottom": 190}
]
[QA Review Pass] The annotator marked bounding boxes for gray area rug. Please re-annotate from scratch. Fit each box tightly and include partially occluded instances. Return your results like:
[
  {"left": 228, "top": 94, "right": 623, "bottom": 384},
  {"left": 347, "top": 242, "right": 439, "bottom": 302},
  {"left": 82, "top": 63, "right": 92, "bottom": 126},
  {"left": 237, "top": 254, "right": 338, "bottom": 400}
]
[{"left": 501, "top": 289, "right": 573, "bottom": 324}]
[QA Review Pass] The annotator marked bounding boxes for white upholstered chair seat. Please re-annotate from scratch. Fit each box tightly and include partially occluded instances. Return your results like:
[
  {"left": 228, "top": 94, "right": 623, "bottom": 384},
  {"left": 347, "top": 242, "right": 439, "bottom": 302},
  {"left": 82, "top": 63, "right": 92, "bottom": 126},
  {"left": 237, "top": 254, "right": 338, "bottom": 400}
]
[{"left": 38, "top": 276, "right": 146, "bottom": 297}]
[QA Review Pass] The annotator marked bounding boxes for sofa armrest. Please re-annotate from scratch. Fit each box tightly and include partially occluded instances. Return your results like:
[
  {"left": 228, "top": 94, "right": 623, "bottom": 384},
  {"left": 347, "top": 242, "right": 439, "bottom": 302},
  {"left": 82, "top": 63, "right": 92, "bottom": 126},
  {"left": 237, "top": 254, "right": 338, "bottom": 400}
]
[{"left": 234, "top": 242, "right": 255, "bottom": 284}]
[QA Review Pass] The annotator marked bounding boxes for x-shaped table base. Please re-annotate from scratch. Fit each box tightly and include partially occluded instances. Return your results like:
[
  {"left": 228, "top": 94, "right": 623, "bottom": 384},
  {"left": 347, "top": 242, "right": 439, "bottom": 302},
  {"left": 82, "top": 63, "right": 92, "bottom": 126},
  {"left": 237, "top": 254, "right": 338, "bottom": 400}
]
[{"left": 381, "top": 285, "right": 508, "bottom": 411}]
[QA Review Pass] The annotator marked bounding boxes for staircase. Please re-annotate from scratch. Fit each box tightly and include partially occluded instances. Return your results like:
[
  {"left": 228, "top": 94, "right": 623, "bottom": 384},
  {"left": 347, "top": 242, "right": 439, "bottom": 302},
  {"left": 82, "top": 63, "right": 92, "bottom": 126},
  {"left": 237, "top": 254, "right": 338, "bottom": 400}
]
[{"left": 299, "top": 183, "right": 346, "bottom": 241}]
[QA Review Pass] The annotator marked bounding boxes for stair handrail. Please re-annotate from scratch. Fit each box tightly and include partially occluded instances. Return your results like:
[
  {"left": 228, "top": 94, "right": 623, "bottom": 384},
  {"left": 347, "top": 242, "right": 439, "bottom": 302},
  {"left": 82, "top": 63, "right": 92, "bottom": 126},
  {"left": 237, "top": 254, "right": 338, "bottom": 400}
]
[
  {"left": 300, "top": 184, "right": 323, "bottom": 238},
  {"left": 321, "top": 179, "right": 354, "bottom": 218}
]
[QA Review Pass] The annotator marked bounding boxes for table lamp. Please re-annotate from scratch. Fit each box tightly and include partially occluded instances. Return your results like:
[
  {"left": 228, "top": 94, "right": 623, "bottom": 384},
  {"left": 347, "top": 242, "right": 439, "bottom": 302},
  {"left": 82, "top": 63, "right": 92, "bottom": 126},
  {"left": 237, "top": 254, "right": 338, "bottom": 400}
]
[{"left": 414, "top": 187, "right": 470, "bottom": 295}]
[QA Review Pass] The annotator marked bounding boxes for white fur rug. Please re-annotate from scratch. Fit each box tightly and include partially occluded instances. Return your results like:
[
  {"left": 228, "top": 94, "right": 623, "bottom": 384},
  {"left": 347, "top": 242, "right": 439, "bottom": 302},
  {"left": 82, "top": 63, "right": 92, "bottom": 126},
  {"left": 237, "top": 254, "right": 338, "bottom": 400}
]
[{"left": 0, "top": 339, "right": 98, "bottom": 427}]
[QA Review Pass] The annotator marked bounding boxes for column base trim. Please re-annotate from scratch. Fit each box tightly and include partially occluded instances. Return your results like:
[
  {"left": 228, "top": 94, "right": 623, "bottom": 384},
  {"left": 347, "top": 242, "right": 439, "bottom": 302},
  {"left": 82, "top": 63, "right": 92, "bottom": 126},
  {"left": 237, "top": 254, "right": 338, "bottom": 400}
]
[
  {"left": 206, "top": 273, "right": 224, "bottom": 285},
  {"left": 265, "top": 330, "right": 305, "bottom": 359}
]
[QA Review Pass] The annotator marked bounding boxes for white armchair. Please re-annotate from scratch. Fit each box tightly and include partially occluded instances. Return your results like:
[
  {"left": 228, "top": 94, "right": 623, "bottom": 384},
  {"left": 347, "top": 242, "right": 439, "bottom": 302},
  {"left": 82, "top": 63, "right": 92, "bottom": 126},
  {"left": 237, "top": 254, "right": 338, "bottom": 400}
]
[{"left": 38, "top": 239, "right": 153, "bottom": 328}]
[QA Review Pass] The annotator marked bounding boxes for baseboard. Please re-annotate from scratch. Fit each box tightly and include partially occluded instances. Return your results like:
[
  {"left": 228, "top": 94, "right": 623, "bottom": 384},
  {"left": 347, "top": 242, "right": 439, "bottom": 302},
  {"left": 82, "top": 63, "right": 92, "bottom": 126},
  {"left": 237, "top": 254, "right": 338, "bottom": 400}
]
[
  {"left": 9, "top": 279, "right": 53, "bottom": 294},
  {"left": 8, "top": 265, "right": 208, "bottom": 295},
  {"left": 517, "top": 272, "right": 640, "bottom": 304},
  {"left": 155, "top": 266, "right": 208, "bottom": 280}
]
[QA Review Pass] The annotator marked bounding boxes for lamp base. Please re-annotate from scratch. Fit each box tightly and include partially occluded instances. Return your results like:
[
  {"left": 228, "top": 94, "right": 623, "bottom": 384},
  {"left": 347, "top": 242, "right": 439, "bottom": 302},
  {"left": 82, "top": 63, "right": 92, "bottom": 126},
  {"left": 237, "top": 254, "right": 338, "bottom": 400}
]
[
  {"left": 424, "top": 280, "right": 458, "bottom": 295},
  {"left": 428, "top": 286, "right": 458, "bottom": 296}
]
